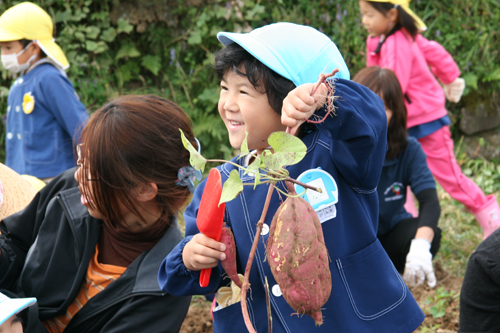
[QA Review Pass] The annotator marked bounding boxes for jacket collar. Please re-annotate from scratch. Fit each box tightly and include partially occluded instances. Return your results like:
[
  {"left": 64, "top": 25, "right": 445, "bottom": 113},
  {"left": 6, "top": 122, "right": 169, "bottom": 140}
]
[{"left": 59, "top": 185, "right": 183, "bottom": 293}]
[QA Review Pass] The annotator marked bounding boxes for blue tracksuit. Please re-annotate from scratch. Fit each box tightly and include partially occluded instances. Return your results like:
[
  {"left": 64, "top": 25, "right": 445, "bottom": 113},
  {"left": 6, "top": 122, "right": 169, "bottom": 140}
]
[
  {"left": 5, "top": 62, "right": 88, "bottom": 178},
  {"left": 377, "top": 137, "right": 436, "bottom": 236},
  {"left": 159, "top": 79, "right": 424, "bottom": 332}
]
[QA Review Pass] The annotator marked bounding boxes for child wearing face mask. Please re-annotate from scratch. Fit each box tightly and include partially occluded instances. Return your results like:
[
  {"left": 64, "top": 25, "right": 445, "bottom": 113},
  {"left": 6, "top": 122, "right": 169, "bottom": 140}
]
[{"left": 0, "top": 2, "right": 88, "bottom": 182}]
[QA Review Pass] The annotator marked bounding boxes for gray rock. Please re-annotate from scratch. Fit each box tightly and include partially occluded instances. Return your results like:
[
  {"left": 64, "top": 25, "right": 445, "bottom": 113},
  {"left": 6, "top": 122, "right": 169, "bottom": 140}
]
[
  {"left": 459, "top": 104, "right": 500, "bottom": 135},
  {"left": 460, "top": 128, "right": 500, "bottom": 161},
  {"left": 458, "top": 91, "right": 500, "bottom": 135}
]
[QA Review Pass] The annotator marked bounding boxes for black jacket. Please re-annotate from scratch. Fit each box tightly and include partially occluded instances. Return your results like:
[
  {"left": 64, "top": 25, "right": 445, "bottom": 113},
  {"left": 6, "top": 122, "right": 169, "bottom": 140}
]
[
  {"left": 459, "top": 227, "right": 500, "bottom": 333},
  {"left": 0, "top": 169, "right": 191, "bottom": 332}
]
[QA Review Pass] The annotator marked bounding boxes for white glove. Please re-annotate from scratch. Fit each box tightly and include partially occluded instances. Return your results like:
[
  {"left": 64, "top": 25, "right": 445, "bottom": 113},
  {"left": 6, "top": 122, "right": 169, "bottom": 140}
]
[
  {"left": 443, "top": 77, "right": 465, "bottom": 103},
  {"left": 403, "top": 238, "right": 436, "bottom": 288}
]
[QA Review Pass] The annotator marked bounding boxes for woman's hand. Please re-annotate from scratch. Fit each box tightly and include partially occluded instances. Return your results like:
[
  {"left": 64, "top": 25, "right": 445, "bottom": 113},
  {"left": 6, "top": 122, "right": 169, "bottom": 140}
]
[
  {"left": 403, "top": 238, "right": 436, "bottom": 288},
  {"left": 281, "top": 82, "right": 328, "bottom": 136},
  {"left": 182, "top": 233, "right": 226, "bottom": 271}
]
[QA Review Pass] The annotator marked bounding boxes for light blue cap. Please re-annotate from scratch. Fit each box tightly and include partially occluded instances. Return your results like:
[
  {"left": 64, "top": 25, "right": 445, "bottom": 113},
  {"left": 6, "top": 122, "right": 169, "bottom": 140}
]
[
  {"left": 0, "top": 292, "right": 36, "bottom": 326},
  {"left": 217, "top": 22, "right": 350, "bottom": 86}
]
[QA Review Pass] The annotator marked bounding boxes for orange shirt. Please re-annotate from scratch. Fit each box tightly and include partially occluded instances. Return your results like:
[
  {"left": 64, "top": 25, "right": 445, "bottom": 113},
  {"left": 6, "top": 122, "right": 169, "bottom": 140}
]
[{"left": 43, "top": 246, "right": 126, "bottom": 332}]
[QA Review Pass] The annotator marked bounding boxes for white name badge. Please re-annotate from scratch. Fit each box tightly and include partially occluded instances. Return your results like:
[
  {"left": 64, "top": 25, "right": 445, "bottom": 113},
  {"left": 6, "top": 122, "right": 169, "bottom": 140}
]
[{"left": 294, "top": 168, "right": 338, "bottom": 223}]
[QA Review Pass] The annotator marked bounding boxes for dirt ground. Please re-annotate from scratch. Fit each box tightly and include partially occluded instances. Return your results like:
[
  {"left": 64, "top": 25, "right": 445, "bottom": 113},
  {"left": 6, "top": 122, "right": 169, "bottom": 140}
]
[{"left": 179, "top": 262, "right": 462, "bottom": 333}]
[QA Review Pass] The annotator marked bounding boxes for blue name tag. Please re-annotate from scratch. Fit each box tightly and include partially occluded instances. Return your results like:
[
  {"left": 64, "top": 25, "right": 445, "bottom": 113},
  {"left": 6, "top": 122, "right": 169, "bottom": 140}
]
[{"left": 294, "top": 168, "right": 338, "bottom": 223}]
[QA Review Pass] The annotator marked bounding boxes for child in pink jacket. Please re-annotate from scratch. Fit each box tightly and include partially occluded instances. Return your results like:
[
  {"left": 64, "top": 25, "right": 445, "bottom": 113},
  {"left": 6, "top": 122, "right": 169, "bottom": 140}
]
[{"left": 359, "top": 0, "right": 500, "bottom": 239}]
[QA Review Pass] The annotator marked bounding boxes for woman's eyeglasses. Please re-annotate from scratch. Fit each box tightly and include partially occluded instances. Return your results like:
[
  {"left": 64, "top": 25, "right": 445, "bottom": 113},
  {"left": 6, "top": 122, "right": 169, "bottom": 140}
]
[
  {"left": 76, "top": 143, "right": 99, "bottom": 181},
  {"left": 76, "top": 143, "right": 84, "bottom": 168}
]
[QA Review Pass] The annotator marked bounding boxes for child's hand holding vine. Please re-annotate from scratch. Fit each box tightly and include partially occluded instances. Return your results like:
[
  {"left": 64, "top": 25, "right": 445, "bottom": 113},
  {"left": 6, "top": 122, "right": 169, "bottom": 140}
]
[{"left": 281, "top": 82, "right": 328, "bottom": 136}]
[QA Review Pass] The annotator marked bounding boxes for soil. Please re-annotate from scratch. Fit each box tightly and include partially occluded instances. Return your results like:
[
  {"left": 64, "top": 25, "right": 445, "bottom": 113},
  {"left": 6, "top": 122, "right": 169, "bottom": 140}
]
[
  {"left": 179, "top": 297, "right": 214, "bottom": 333},
  {"left": 179, "top": 262, "right": 463, "bottom": 333}
]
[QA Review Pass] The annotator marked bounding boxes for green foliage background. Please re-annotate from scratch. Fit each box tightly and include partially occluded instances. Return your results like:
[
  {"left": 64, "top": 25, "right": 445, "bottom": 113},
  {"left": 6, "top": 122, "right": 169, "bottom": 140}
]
[{"left": 0, "top": 0, "right": 499, "bottom": 163}]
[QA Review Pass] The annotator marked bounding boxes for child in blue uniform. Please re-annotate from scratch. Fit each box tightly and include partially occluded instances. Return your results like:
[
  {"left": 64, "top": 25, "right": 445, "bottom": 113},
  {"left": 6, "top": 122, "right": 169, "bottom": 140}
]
[
  {"left": 353, "top": 66, "right": 441, "bottom": 289},
  {"left": 0, "top": 2, "right": 88, "bottom": 181},
  {"left": 159, "top": 22, "right": 424, "bottom": 332}
]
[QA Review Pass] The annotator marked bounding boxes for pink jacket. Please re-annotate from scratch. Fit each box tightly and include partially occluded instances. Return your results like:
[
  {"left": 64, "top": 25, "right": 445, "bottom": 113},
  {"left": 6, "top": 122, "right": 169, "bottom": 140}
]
[{"left": 366, "top": 29, "right": 460, "bottom": 128}]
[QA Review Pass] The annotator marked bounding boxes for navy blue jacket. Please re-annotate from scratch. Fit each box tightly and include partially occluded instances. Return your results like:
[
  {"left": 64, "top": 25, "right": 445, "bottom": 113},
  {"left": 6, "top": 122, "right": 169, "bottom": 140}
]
[
  {"left": 377, "top": 137, "right": 436, "bottom": 236},
  {"left": 159, "top": 79, "right": 424, "bottom": 332}
]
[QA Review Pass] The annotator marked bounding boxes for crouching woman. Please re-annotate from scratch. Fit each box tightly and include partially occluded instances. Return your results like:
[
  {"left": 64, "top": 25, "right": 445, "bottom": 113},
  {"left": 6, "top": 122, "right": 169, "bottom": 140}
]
[{"left": 0, "top": 95, "right": 194, "bottom": 332}]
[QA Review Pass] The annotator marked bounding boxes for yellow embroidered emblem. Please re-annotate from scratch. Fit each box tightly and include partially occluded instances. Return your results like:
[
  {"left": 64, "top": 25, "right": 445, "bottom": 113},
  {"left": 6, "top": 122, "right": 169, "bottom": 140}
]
[{"left": 22, "top": 92, "right": 35, "bottom": 114}]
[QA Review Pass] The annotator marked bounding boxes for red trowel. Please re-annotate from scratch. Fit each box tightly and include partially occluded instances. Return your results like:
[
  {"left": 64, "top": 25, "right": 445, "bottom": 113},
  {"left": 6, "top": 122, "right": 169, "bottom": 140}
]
[{"left": 197, "top": 168, "right": 226, "bottom": 287}]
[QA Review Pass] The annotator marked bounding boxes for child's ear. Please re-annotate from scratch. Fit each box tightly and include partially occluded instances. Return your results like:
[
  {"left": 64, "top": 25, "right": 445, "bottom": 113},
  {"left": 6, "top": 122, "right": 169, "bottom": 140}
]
[
  {"left": 387, "top": 8, "right": 398, "bottom": 24},
  {"left": 135, "top": 182, "right": 159, "bottom": 202},
  {"left": 31, "top": 42, "right": 42, "bottom": 56}
]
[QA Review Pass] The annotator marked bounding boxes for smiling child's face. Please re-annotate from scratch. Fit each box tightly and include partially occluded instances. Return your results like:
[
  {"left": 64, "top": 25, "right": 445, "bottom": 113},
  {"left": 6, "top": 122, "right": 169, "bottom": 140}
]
[{"left": 218, "top": 68, "right": 286, "bottom": 155}]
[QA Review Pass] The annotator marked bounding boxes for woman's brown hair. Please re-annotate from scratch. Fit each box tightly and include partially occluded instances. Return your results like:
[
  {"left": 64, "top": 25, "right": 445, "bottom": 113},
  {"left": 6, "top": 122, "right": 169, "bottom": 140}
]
[
  {"left": 352, "top": 66, "right": 408, "bottom": 160},
  {"left": 78, "top": 95, "right": 197, "bottom": 226}
]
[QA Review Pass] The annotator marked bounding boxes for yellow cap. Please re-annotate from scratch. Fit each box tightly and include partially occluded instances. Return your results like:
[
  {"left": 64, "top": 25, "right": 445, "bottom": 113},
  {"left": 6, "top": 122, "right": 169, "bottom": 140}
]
[
  {"left": 0, "top": 2, "right": 69, "bottom": 69},
  {"left": 368, "top": 0, "right": 427, "bottom": 31}
]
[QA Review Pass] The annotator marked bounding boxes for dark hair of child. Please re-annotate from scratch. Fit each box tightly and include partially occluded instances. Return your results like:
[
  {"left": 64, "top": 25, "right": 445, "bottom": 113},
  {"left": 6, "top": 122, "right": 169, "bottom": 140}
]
[
  {"left": 352, "top": 66, "right": 407, "bottom": 160},
  {"left": 214, "top": 43, "right": 296, "bottom": 115},
  {"left": 367, "top": 1, "right": 419, "bottom": 39},
  {"left": 78, "top": 95, "right": 197, "bottom": 227},
  {"left": 214, "top": 43, "right": 317, "bottom": 137}
]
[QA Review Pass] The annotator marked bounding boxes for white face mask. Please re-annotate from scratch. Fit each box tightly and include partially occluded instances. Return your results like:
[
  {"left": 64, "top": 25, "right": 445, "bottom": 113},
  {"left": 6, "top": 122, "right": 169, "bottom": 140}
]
[{"left": 1, "top": 42, "right": 37, "bottom": 74}]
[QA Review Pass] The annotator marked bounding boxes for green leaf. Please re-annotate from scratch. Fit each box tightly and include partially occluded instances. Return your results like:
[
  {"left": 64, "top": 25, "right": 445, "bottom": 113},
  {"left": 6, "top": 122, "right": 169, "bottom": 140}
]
[
  {"left": 244, "top": 157, "right": 262, "bottom": 188},
  {"left": 141, "top": 55, "right": 162, "bottom": 76},
  {"left": 0, "top": 86, "right": 10, "bottom": 97},
  {"left": 262, "top": 131, "right": 307, "bottom": 169},
  {"left": 197, "top": 87, "right": 220, "bottom": 104},
  {"left": 74, "top": 31, "right": 85, "bottom": 42},
  {"left": 187, "top": 30, "right": 202, "bottom": 45},
  {"left": 244, "top": 4, "right": 266, "bottom": 20},
  {"left": 117, "top": 18, "right": 134, "bottom": 34},
  {"left": 72, "top": 8, "right": 86, "bottom": 21},
  {"left": 238, "top": 132, "right": 250, "bottom": 159},
  {"left": 55, "top": 10, "right": 72, "bottom": 23},
  {"left": 85, "top": 26, "right": 101, "bottom": 39},
  {"left": 463, "top": 73, "right": 478, "bottom": 90},
  {"left": 219, "top": 170, "right": 243, "bottom": 205},
  {"left": 101, "top": 28, "right": 117, "bottom": 42},
  {"left": 115, "top": 43, "right": 141, "bottom": 60},
  {"left": 94, "top": 41, "right": 108, "bottom": 54},
  {"left": 430, "top": 305, "right": 446, "bottom": 318},
  {"left": 483, "top": 68, "right": 500, "bottom": 82},
  {"left": 85, "top": 40, "right": 98, "bottom": 52},
  {"left": 180, "top": 129, "right": 207, "bottom": 172}
]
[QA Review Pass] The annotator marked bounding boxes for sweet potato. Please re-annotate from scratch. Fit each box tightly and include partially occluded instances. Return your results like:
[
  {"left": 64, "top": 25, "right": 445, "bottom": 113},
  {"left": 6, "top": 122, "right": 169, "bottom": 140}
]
[
  {"left": 266, "top": 181, "right": 331, "bottom": 326},
  {"left": 220, "top": 225, "right": 243, "bottom": 289}
]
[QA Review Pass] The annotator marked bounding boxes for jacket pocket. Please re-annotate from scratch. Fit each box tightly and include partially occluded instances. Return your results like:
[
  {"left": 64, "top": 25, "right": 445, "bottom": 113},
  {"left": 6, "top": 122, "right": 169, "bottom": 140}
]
[
  {"left": 24, "top": 130, "right": 58, "bottom": 164},
  {"left": 336, "top": 239, "right": 407, "bottom": 321},
  {"left": 213, "top": 300, "right": 253, "bottom": 332}
]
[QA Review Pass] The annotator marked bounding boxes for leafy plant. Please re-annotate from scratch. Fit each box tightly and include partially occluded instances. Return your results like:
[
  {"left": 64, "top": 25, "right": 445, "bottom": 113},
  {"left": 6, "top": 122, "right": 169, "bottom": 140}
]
[
  {"left": 180, "top": 129, "right": 315, "bottom": 204},
  {"left": 462, "top": 157, "right": 500, "bottom": 193},
  {"left": 424, "top": 287, "right": 459, "bottom": 319},
  {"left": 0, "top": 0, "right": 499, "bottom": 164}
]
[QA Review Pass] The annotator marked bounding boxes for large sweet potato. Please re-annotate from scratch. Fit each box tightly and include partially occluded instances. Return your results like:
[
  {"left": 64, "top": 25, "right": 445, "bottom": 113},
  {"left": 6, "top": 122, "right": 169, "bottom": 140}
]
[{"left": 266, "top": 181, "right": 331, "bottom": 326}]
